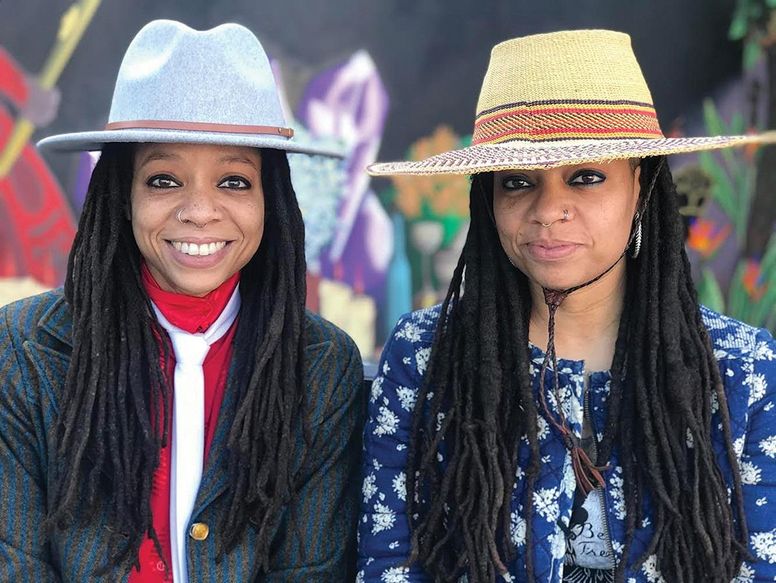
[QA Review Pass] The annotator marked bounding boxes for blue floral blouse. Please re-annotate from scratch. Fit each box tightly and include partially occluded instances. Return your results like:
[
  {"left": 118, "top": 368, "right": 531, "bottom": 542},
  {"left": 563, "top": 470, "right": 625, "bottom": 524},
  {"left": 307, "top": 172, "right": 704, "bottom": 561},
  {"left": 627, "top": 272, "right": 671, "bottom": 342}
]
[{"left": 357, "top": 305, "right": 776, "bottom": 582}]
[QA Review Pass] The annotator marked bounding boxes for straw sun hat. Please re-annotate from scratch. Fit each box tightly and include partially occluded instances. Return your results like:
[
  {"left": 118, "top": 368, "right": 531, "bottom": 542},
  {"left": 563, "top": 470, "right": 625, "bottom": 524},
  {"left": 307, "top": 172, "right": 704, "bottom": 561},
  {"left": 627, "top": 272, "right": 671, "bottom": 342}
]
[
  {"left": 368, "top": 29, "right": 776, "bottom": 176},
  {"left": 38, "top": 19, "right": 338, "bottom": 156}
]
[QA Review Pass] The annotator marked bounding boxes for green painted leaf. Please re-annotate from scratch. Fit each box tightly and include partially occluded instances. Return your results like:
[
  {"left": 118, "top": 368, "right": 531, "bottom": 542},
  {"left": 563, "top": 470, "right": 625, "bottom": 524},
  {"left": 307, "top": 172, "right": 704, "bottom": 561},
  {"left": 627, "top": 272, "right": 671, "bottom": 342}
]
[
  {"left": 743, "top": 39, "right": 763, "bottom": 70},
  {"left": 698, "top": 151, "right": 739, "bottom": 227},
  {"left": 703, "top": 99, "right": 726, "bottom": 136},
  {"left": 697, "top": 268, "right": 725, "bottom": 313}
]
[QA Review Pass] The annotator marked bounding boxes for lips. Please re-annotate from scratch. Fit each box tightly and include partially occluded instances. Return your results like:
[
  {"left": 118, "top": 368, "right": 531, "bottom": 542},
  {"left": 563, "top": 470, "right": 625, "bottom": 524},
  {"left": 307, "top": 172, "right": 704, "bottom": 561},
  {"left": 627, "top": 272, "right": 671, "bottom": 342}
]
[{"left": 525, "top": 240, "right": 580, "bottom": 261}]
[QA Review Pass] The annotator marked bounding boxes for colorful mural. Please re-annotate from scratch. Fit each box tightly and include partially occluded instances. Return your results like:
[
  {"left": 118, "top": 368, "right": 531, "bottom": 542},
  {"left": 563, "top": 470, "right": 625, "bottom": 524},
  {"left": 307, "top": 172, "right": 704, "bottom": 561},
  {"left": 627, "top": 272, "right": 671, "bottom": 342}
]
[
  {"left": 3, "top": 1, "right": 776, "bottom": 357},
  {"left": 0, "top": 0, "right": 100, "bottom": 303}
]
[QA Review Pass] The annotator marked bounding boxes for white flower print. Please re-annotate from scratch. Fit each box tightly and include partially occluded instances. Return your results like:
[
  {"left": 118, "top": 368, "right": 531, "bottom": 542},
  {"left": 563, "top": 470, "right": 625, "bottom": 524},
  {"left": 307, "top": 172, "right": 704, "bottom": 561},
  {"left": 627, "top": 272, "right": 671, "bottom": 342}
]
[
  {"left": 747, "top": 372, "right": 767, "bottom": 406},
  {"left": 395, "top": 386, "right": 418, "bottom": 412},
  {"left": 751, "top": 530, "right": 776, "bottom": 563},
  {"left": 550, "top": 530, "right": 566, "bottom": 559},
  {"left": 560, "top": 459, "right": 576, "bottom": 498},
  {"left": 355, "top": 570, "right": 365, "bottom": 583},
  {"left": 609, "top": 467, "right": 626, "bottom": 520},
  {"left": 372, "top": 501, "right": 397, "bottom": 534},
  {"left": 641, "top": 554, "right": 665, "bottom": 582},
  {"left": 754, "top": 340, "right": 775, "bottom": 361},
  {"left": 436, "top": 412, "right": 445, "bottom": 431},
  {"left": 611, "top": 539, "right": 624, "bottom": 559},
  {"left": 392, "top": 472, "right": 406, "bottom": 501},
  {"left": 739, "top": 460, "right": 762, "bottom": 485},
  {"left": 510, "top": 509, "right": 526, "bottom": 547},
  {"left": 415, "top": 347, "right": 431, "bottom": 375},
  {"left": 734, "top": 562, "right": 755, "bottom": 582},
  {"left": 370, "top": 375, "right": 384, "bottom": 403},
  {"left": 733, "top": 436, "right": 746, "bottom": 458},
  {"left": 533, "top": 487, "right": 560, "bottom": 523},
  {"left": 759, "top": 435, "right": 776, "bottom": 459},
  {"left": 381, "top": 566, "right": 410, "bottom": 582},
  {"left": 756, "top": 497, "right": 768, "bottom": 506},
  {"left": 536, "top": 414, "right": 549, "bottom": 440},
  {"left": 374, "top": 403, "right": 400, "bottom": 436},
  {"left": 363, "top": 472, "right": 377, "bottom": 502},
  {"left": 765, "top": 401, "right": 774, "bottom": 411},
  {"left": 395, "top": 320, "right": 422, "bottom": 343}
]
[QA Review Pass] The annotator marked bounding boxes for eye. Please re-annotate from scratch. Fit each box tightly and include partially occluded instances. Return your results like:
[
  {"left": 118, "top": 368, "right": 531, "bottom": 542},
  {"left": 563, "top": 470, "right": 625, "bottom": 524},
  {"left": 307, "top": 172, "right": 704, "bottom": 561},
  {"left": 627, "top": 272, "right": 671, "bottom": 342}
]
[
  {"left": 219, "top": 176, "right": 251, "bottom": 190},
  {"left": 501, "top": 174, "right": 533, "bottom": 191},
  {"left": 569, "top": 170, "right": 605, "bottom": 186},
  {"left": 147, "top": 174, "right": 181, "bottom": 189}
]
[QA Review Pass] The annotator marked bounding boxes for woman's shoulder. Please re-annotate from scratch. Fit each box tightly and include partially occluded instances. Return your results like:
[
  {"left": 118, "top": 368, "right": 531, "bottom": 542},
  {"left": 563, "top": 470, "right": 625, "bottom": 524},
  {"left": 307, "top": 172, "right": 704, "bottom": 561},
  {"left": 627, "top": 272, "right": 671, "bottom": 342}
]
[
  {"left": 700, "top": 305, "right": 775, "bottom": 362},
  {"left": 386, "top": 305, "right": 441, "bottom": 350},
  {"left": 0, "top": 287, "right": 70, "bottom": 343},
  {"left": 304, "top": 309, "right": 359, "bottom": 353},
  {"left": 375, "top": 305, "right": 441, "bottom": 387}
]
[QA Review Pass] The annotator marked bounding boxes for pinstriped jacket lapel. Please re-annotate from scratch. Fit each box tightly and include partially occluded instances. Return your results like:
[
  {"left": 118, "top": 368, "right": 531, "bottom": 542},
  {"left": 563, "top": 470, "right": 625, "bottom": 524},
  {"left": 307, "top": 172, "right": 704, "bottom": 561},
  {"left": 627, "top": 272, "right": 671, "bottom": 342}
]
[
  {"left": 193, "top": 337, "right": 334, "bottom": 518},
  {"left": 26, "top": 295, "right": 342, "bottom": 521}
]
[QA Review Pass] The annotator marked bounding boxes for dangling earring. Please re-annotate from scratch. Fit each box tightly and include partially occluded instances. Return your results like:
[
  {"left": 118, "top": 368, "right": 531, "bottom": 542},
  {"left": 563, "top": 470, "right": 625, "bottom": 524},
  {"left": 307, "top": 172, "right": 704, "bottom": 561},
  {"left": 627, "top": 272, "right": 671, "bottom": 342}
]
[{"left": 630, "top": 220, "right": 642, "bottom": 259}]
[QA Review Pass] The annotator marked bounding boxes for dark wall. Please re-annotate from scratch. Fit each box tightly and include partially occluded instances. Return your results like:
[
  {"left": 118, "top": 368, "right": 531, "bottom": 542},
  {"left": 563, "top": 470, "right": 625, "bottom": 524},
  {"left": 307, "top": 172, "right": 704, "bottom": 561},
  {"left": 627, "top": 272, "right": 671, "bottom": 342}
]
[{"left": 1, "top": 0, "right": 740, "bottom": 184}]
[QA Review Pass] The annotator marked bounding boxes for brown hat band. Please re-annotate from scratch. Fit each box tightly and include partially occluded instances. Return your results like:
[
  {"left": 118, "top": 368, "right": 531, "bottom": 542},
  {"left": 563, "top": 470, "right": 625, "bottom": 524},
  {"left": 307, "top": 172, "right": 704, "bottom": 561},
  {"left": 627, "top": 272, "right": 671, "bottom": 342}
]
[
  {"left": 104, "top": 119, "right": 294, "bottom": 138},
  {"left": 473, "top": 99, "right": 663, "bottom": 145}
]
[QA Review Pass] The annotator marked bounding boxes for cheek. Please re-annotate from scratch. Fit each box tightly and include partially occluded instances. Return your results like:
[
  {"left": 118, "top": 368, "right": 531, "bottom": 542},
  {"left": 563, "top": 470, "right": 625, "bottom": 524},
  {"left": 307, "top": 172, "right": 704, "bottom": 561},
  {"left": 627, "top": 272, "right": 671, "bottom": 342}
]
[
  {"left": 239, "top": 202, "right": 266, "bottom": 252},
  {"left": 493, "top": 201, "right": 525, "bottom": 243}
]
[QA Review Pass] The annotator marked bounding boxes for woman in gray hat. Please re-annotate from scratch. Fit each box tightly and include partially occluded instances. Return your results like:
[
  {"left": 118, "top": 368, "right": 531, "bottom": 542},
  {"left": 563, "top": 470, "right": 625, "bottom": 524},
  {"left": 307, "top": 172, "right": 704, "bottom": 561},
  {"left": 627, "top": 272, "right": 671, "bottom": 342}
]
[
  {"left": 358, "top": 30, "right": 776, "bottom": 583},
  {"left": 0, "top": 19, "right": 363, "bottom": 582}
]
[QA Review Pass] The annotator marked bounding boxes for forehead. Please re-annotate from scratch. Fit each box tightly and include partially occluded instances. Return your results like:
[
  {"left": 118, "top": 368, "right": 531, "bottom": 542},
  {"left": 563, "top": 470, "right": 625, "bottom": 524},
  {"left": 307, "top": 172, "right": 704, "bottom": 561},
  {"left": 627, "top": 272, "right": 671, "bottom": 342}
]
[{"left": 133, "top": 142, "right": 262, "bottom": 169}]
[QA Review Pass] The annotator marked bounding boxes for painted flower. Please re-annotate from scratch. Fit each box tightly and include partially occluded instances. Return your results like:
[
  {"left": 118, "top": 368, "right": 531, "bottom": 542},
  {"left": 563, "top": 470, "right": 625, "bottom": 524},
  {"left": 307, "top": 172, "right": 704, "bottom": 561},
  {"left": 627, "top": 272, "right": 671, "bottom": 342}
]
[
  {"left": 686, "top": 218, "right": 731, "bottom": 259},
  {"left": 742, "top": 259, "right": 767, "bottom": 301}
]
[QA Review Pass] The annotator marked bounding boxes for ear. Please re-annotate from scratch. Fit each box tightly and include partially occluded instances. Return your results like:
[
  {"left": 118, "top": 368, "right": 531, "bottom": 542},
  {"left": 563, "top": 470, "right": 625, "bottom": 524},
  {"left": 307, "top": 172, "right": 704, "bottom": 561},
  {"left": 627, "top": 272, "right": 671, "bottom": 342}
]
[{"left": 629, "top": 163, "right": 643, "bottom": 217}]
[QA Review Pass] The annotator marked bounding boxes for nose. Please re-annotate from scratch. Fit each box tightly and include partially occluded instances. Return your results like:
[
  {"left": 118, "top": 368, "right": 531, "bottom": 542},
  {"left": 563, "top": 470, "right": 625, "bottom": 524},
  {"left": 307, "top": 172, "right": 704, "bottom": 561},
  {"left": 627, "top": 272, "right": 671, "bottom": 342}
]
[
  {"left": 529, "top": 181, "right": 570, "bottom": 228},
  {"left": 177, "top": 187, "right": 222, "bottom": 228}
]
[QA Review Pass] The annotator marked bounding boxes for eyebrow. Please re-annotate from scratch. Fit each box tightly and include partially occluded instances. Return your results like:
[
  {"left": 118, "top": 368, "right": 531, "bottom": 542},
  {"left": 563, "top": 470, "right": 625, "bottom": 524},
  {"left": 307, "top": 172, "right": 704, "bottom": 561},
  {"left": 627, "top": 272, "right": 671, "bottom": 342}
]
[
  {"left": 137, "top": 151, "right": 179, "bottom": 170},
  {"left": 217, "top": 155, "right": 261, "bottom": 172},
  {"left": 136, "top": 151, "right": 261, "bottom": 172}
]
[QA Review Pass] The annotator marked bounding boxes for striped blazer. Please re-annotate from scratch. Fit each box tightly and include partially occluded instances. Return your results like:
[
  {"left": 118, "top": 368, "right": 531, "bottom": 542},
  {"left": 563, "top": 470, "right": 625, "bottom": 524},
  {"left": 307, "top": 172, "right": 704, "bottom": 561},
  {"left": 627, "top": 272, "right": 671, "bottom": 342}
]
[{"left": 0, "top": 289, "right": 365, "bottom": 582}]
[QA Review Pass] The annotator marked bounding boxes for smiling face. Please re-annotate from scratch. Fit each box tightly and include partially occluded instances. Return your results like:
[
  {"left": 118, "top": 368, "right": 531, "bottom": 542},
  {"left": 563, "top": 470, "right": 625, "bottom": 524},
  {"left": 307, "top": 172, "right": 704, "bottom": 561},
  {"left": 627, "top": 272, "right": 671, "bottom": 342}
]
[
  {"left": 131, "top": 142, "right": 264, "bottom": 297},
  {"left": 492, "top": 159, "right": 641, "bottom": 292}
]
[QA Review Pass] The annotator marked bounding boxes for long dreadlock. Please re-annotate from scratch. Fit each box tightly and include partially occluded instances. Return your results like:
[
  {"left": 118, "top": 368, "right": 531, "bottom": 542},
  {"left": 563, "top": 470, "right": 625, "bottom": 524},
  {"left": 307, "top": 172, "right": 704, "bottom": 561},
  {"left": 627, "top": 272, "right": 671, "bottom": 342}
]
[
  {"left": 49, "top": 144, "right": 308, "bottom": 578},
  {"left": 405, "top": 156, "right": 747, "bottom": 582}
]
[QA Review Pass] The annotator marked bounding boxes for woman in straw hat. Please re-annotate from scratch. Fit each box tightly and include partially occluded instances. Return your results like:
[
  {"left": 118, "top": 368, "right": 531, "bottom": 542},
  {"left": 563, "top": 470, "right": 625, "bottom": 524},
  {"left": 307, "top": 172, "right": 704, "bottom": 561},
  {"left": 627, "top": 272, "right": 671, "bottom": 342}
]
[
  {"left": 0, "top": 19, "right": 364, "bottom": 582},
  {"left": 358, "top": 30, "right": 776, "bottom": 583}
]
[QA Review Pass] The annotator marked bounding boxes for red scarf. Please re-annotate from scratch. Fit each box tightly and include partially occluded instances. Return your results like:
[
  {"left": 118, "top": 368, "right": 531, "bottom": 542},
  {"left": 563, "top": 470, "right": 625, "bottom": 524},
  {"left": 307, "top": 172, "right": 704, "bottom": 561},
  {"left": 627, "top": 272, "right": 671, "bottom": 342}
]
[
  {"left": 130, "top": 265, "right": 240, "bottom": 582},
  {"left": 140, "top": 264, "right": 239, "bottom": 333}
]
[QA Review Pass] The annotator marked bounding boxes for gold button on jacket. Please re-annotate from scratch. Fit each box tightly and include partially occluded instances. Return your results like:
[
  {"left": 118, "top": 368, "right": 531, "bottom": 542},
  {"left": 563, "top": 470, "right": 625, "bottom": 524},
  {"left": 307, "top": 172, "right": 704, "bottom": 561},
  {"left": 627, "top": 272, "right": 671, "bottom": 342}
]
[{"left": 189, "top": 522, "right": 209, "bottom": 541}]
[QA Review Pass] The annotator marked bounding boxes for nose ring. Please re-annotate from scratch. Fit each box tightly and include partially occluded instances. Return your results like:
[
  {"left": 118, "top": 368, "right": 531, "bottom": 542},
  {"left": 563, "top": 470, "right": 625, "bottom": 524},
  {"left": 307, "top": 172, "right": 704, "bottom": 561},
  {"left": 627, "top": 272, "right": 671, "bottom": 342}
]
[
  {"left": 540, "top": 209, "right": 569, "bottom": 228},
  {"left": 176, "top": 209, "right": 185, "bottom": 224}
]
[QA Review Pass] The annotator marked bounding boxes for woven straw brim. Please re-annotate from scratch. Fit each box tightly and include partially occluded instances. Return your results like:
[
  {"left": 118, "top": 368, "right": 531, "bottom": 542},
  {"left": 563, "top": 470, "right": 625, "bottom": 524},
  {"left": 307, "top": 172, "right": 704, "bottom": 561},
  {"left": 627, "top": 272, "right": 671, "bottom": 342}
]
[{"left": 368, "top": 133, "right": 776, "bottom": 176}]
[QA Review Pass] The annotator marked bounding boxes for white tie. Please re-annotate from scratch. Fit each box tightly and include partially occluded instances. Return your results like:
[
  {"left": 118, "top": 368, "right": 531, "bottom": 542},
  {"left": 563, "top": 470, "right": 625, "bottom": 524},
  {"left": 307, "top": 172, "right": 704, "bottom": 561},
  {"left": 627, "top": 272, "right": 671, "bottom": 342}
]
[{"left": 151, "top": 286, "right": 240, "bottom": 583}]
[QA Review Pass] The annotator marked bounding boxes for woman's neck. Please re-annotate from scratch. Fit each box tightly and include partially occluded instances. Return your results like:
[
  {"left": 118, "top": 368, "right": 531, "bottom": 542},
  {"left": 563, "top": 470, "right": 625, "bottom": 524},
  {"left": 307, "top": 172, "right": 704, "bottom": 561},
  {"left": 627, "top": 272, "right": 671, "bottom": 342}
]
[{"left": 528, "top": 264, "right": 626, "bottom": 373}]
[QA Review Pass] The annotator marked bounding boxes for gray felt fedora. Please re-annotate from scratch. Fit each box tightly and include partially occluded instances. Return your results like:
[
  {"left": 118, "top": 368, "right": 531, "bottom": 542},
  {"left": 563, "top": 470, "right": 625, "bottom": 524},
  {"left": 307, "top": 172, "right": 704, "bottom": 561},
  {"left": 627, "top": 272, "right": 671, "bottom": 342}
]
[{"left": 38, "top": 19, "right": 338, "bottom": 156}]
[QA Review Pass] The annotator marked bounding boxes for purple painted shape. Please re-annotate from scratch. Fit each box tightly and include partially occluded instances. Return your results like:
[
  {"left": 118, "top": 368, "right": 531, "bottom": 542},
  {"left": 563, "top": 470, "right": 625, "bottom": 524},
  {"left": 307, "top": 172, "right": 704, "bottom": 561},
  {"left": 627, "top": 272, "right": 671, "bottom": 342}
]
[
  {"left": 71, "top": 151, "right": 98, "bottom": 212},
  {"left": 296, "top": 51, "right": 390, "bottom": 292}
]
